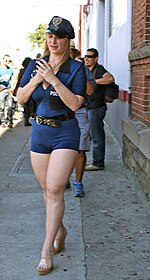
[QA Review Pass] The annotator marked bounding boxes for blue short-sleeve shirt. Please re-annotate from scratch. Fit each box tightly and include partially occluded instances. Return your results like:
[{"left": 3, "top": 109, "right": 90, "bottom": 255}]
[
  {"left": 19, "top": 57, "right": 86, "bottom": 117},
  {"left": 0, "top": 67, "right": 13, "bottom": 88}
]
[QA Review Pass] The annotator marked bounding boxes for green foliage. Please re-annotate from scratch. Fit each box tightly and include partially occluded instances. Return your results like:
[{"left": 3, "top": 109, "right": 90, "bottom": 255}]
[{"left": 27, "top": 23, "right": 47, "bottom": 50}]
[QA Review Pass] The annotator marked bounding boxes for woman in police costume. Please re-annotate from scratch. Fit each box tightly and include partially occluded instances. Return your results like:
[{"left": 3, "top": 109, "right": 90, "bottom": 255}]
[{"left": 17, "top": 16, "right": 86, "bottom": 275}]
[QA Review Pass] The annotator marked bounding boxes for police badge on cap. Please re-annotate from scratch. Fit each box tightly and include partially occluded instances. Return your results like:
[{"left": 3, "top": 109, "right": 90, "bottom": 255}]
[{"left": 46, "top": 16, "right": 75, "bottom": 39}]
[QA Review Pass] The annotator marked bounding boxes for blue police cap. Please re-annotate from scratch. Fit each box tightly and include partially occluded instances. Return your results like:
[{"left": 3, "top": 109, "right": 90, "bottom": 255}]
[{"left": 46, "top": 16, "right": 75, "bottom": 39}]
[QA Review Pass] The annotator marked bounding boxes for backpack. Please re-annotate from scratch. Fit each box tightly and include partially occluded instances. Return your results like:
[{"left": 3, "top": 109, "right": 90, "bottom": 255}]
[
  {"left": 104, "top": 82, "right": 119, "bottom": 103},
  {"left": 25, "top": 97, "right": 36, "bottom": 117}
]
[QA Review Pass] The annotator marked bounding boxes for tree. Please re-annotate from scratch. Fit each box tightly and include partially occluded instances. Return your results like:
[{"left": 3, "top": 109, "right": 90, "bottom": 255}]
[{"left": 27, "top": 23, "right": 47, "bottom": 50}]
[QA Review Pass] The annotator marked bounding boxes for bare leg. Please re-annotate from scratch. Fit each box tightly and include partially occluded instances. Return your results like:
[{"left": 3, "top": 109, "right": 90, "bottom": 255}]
[
  {"left": 30, "top": 149, "right": 78, "bottom": 269},
  {"left": 55, "top": 151, "right": 87, "bottom": 242},
  {"left": 31, "top": 153, "right": 67, "bottom": 252},
  {"left": 75, "top": 150, "right": 86, "bottom": 182}
]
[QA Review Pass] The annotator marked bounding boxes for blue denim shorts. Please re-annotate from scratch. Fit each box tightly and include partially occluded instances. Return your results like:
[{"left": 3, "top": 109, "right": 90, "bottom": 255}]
[{"left": 31, "top": 118, "right": 80, "bottom": 153}]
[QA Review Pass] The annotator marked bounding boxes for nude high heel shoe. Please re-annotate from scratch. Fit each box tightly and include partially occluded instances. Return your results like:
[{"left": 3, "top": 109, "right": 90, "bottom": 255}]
[
  {"left": 53, "top": 229, "right": 68, "bottom": 254},
  {"left": 37, "top": 249, "right": 53, "bottom": 275}
]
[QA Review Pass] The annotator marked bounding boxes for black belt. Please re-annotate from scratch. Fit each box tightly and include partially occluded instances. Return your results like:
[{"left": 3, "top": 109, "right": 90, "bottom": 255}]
[{"left": 35, "top": 111, "right": 75, "bottom": 127}]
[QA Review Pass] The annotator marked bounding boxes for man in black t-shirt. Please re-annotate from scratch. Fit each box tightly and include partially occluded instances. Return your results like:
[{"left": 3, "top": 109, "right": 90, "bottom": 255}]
[{"left": 84, "top": 48, "right": 114, "bottom": 171}]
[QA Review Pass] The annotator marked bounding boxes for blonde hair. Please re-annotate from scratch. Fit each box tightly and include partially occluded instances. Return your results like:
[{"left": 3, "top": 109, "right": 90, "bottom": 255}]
[{"left": 42, "top": 37, "right": 70, "bottom": 72}]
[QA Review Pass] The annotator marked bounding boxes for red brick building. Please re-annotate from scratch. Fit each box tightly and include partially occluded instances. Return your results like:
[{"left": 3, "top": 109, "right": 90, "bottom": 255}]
[
  {"left": 122, "top": 0, "right": 150, "bottom": 197},
  {"left": 129, "top": 0, "right": 150, "bottom": 125}
]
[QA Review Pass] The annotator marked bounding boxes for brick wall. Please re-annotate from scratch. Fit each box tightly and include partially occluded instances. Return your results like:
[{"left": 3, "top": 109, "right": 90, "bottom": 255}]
[
  {"left": 129, "top": 0, "right": 150, "bottom": 126},
  {"left": 132, "top": 0, "right": 150, "bottom": 48},
  {"left": 131, "top": 57, "right": 150, "bottom": 126},
  {"left": 122, "top": 0, "right": 150, "bottom": 198}
]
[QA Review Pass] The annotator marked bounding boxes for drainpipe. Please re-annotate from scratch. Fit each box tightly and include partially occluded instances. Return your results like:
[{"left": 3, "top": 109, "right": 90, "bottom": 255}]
[
  {"left": 128, "top": 0, "right": 133, "bottom": 114},
  {"left": 78, "top": 5, "right": 82, "bottom": 52}
]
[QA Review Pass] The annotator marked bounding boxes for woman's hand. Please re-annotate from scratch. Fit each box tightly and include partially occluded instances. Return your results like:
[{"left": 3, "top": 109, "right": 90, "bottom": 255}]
[
  {"left": 36, "top": 59, "right": 56, "bottom": 84},
  {"left": 35, "top": 59, "right": 84, "bottom": 111}
]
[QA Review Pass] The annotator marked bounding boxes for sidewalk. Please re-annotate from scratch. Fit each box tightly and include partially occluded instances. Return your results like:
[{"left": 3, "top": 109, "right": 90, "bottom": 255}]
[{"left": 0, "top": 119, "right": 150, "bottom": 280}]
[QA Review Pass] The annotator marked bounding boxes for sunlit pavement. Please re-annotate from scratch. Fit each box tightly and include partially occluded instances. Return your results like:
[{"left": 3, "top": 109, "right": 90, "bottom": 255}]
[
  {"left": 0, "top": 110, "right": 24, "bottom": 137},
  {"left": 0, "top": 119, "right": 150, "bottom": 280}
]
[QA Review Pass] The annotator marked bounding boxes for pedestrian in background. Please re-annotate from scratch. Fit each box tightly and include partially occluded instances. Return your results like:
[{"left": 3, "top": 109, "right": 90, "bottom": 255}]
[
  {"left": 0, "top": 54, "right": 14, "bottom": 128},
  {"left": 84, "top": 48, "right": 114, "bottom": 171},
  {"left": 16, "top": 16, "right": 86, "bottom": 275},
  {"left": 70, "top": 48, "right": 96, "bottom": 197},
  {"left": 14, "top": 57, "right": 32, "bottom": 126}
]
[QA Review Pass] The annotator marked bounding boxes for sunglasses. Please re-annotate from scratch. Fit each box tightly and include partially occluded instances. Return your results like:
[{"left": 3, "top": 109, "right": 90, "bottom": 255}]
[{"left": 84, "top": 55, "right": 96, "bottom": 58}]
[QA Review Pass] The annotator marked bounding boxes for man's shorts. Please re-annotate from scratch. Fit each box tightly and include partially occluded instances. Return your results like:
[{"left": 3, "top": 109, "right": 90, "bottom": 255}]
[
  {"left": 75, "top": 108, "right": 91, "bottom": 151},
  {"left": 31, "top": 118, "right": 80, "bottom": 153}
]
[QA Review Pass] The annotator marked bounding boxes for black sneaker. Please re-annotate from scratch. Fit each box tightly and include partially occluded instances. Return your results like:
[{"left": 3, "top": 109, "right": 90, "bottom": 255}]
[
  {"left": 7, "top": 123, "right": 13, "bottom": 128},
  {"left": 65, "top": 181, "right": 71, "bottom": 190}
]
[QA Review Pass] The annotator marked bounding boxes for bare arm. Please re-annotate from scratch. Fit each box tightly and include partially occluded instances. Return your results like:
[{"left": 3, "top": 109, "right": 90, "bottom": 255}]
[
  {"left": 96, "top": 72, "right": 114, "bottom": 85},
  {"left": 16, "top": 72, "right": 44, "bottom": 105},
  {"left": 48, "top": 78, "right": 84, "bottom": 111}
]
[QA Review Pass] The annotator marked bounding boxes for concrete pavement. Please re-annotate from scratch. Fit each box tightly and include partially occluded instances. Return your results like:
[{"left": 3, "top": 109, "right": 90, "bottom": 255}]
[{"left": 0, "top": 117, "right": 150, "bottom": 280}]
